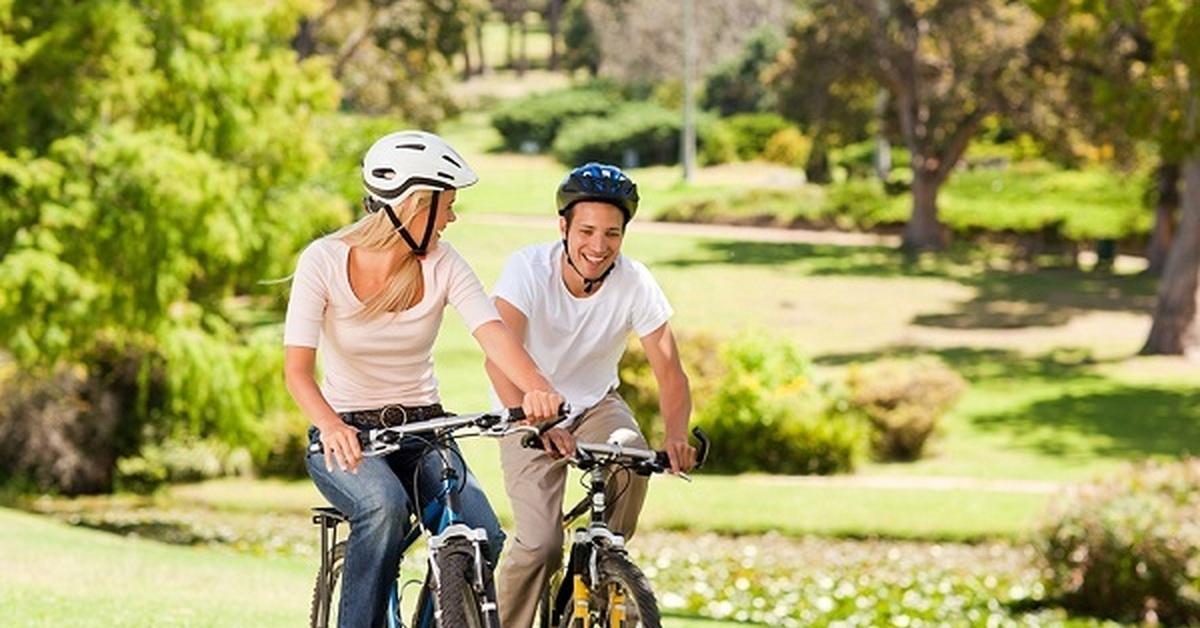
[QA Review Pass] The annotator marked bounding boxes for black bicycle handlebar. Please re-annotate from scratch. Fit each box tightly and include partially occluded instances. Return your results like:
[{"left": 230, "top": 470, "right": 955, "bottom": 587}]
[
  {"left": 517, "top": 404, "right": 572, "bottom": 449},
  {"left": 309, "top": 404, "right": 572, "bottom": 457},
  {"left": 524, "top": 426, "right": 711, "bottom": 475},
  {"left": 309, "top": 407, "right": 518, "bottom": 456}
]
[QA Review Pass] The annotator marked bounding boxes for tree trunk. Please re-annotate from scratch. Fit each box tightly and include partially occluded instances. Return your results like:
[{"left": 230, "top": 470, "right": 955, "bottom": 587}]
[
  {"left": 474, "top": 21, "right": 487, "bottom": 75},
  {"left": 902, "top": 168, "right": 947, "bottom": 251},
  {"left": 545, "top": 0, "right": 564, "bottom": 71},
  {"left": 517, "top": 0, "right": 529, "bottom": 76},
  {"left": 1141, "top": 156, "right": 1200, "bottom": 356},
  {"left": 1145, "top": 162, "right": 1180, "bottom": 275}
]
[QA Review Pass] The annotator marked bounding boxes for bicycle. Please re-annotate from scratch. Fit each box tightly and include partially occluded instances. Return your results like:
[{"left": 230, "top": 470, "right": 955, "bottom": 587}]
[
  {"left": 532, "top": 426, "right": 711, "bottom": 628},
  {"left": 308, "top": 407, "right": 546, "bottom": 628}
]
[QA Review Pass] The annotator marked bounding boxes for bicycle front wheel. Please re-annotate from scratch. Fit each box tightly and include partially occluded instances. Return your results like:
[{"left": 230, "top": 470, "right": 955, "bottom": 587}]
[
  {"left": 430, "top": 539, "right": 499, "bottom": 628},
  {"left": 559, "top": 546, "right": 661, "bottom": 628}
]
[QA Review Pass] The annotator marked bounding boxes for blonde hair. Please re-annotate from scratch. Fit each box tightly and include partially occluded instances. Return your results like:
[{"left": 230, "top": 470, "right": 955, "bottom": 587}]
[{"left": 338, "top": 191, "right": 434, "bottom": 319}]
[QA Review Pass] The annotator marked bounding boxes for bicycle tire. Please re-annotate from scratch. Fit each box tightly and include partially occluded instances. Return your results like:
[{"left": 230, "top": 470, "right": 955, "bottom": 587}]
[
  {"left": 558, "top": 546, "right": 660, "bottom": 628},
  {"left": 310, "top": 540, "right": 346, "bottom": 628},
  {"left": 431, "top": 539, "right": 499, "bottom": 628}
]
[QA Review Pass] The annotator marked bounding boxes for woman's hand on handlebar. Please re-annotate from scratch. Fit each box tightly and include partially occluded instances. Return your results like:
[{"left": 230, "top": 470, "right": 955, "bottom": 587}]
[
  {"left": 520, "top": 389, "right": 566, "bottom": 423},
  {"left": 320, "top": 421, "right": 363, "bottom": 474}
]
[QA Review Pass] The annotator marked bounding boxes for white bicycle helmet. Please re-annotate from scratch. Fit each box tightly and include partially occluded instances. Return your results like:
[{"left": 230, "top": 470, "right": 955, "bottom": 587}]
[
  {"left": 362, "top": 130, "right": 479, "bottom": 208},
  {"left": 360, "top": 131, "right": 478, "bottom": 256}
]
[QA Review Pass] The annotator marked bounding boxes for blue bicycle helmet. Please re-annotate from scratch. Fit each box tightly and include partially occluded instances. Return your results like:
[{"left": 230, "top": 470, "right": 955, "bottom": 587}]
[{"left": 556, "top": 162, "right": 639, "bottom": 222}]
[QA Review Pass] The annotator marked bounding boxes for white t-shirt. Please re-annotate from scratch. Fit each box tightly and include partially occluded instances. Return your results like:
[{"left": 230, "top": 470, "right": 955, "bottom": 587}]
[
  {"left": 284, "top": 238, "right": 499, "bottom": 412},
  {"left": 492, "top": 241, "right": 673, "bottom": 415}
]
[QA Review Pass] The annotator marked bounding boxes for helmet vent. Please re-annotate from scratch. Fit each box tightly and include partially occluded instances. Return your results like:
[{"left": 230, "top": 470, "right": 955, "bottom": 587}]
[
  {"left": 436, "top": 171, "right": 454, "bottom": 181},
  {"left": 395, "top": 143, "right": 426, "bottom": 151},
  {"left": 372, "top": 168, "right": 397, "bottom": 180}
]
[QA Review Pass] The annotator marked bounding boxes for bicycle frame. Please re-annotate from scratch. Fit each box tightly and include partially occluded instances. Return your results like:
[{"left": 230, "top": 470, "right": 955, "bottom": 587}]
[
  {"left": 310, "top": 409, "right": 534, "bottom": 628},
  {"left": 541, "top": 427, "right": 709, "bottom": 628}
]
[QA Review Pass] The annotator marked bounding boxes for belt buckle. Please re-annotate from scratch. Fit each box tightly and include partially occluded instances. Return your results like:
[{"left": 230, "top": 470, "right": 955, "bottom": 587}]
[{"left": 379, "top": 405, "right": 408, "bottom": 427}]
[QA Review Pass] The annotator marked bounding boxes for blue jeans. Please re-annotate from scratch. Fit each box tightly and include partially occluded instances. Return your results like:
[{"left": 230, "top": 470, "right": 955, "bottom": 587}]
[{"left": 307, "top": 427, "right": 505, "bottom": 628}]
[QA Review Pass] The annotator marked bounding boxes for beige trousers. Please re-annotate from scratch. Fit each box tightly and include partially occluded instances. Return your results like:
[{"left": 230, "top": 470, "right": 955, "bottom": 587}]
[{"left": 496, "top": 392, "right": 650, "bottom": 628}]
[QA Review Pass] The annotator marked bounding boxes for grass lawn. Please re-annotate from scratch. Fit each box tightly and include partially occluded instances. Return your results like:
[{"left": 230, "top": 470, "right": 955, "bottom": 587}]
[{"left": 8, "top": 98, "right": 1198, "bottom": 628}]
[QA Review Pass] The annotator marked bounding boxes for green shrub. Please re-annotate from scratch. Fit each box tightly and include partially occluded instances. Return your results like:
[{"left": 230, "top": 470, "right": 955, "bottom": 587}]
[
  {"left": 552, "top": 102, "right": 734, "bottom": 168},
  {"left": 115, "top": 437, "right": 252, "bottom": 494},
  {"left": 553, "top": 102, "right": 680, "bottom": 166},
  {"left": 620, "top": 331, "right": 863, "bottom": 475},
  {"left": 490, "top": 87, "right": 622, "bottom": 152},
  {"left": 698, "top": 333, "right": 863, "bottom": 475},
  {"left": 844, "top": 357, "right": 966, "bottom": 462},
  {"left": 821, "top": 177, "right": 908, "bottom": 228},
  {"left": 762, "top": 127, "right": 811, "bottom": 168},
  {"left": 619, "top": 332, "right": 723, "bottom": 447},
  {"left": 724, "top": 113, "right": 795, "bottom": 161},
  {"left": 1035, "top": 458, "right": 1200, "bottom": 625}
]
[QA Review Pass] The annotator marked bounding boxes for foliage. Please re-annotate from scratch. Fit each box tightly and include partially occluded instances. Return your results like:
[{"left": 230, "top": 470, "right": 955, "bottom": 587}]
[
  {"left": 490, "top": 85, "right": 622, "bottom": 152},
  {"left": 0, "top": 347, "right": 152, "bottom": 494},
  {"left": 116, "top": 438, "right": 253, "bottom": 495},
  {"left": 292, "top": 0, "right": 478, "bottom": 127},
  {"left": 623, "top": 331, "right": 863, "bottom": 475},
  {"left": 643, "top": 535, "right": 1080, "bottom": 627},
  {"left": 561, "top": 0, "right": 601, "bottom": 75},
  {"left": 655, "top": 160, "right": 1148, "bottom": 241},
  {"left": 0, "top": 0, "right": 344, "bottom": 492},
  {"left": 552, "top": 101, "right": 734, "bottom": 167},
  {"left": 762, "top": 127, "right": 812, "bottom": 168},
  {"left": 723, "top": 113, "right": 796, "bottom": 161},
  {"left": 701, "top": 333, "right": 862, "bottom": 475},
  {"left": 773, "top": 0, "right": 1044, "bottom": 250},
  {"left": 1035, "top": 458, "right": 1200, "bottom": 625},
  {"left": 844, "top": 357, "right": 967, "bottom": 462},
  {"left": 619, "top": 331, "right": 724, "bottom": 446},
  {"left": 582, "top": 0, "right": 794, "bottom": 87},
  {"left": 700, "top": 26, "right": 782, "bottom": 116}
]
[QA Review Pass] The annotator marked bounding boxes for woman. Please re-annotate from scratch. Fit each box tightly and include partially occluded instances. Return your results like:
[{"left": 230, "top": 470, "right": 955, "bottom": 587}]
[{"left": 283, "top": 130, "right": 563, "bottom": 627}]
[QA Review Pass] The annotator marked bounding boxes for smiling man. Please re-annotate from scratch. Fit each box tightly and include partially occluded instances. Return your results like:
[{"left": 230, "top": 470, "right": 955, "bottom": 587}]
[{"left": 484, "top": 162, "right": 697, "bottom": 628}]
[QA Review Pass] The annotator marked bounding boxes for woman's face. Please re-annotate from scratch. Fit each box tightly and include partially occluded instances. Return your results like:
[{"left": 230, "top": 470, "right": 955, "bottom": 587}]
[{"left": 406, "top": 189, "right": 458, "bottom": 250}]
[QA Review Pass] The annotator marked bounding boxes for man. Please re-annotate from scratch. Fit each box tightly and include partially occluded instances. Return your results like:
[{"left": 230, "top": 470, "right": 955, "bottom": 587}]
[{"left": 484, "top": 162, "right": 697, "bottom": 628}]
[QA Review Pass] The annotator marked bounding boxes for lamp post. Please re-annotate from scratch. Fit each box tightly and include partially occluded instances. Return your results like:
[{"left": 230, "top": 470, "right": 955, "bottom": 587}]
[{"left": 682, "top": 0, "right": 697, "bottom": 182}]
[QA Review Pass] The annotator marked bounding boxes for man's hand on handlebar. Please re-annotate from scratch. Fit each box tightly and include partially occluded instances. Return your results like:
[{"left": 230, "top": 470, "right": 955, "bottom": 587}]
[
  {"left": 538, "top": 426, "right": 576, "bottom": 460},
  {"left": 520, "top": 390, "right": 566, "bottom": 423},
  {"left": 662, "top": 434, "right": 697, "bottom": 474}
]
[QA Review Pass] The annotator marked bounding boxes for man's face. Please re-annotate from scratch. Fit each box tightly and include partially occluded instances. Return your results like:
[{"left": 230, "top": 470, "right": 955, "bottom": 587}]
[{"left": 560, "top": 201, "right": 626, "bottom": 278}]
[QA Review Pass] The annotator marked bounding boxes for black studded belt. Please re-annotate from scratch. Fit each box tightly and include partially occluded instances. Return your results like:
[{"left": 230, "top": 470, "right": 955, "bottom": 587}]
[{"left": 339, "top": 404, "right": 447, "bottom": 428}]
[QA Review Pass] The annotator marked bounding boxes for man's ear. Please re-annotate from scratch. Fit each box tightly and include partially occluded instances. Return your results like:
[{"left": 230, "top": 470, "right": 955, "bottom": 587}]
[{"left": 558, "top": 215, "right": 568, "bottom": 239}]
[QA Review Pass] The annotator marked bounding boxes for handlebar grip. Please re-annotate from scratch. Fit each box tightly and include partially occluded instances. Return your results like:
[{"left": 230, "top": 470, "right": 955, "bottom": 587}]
[
  {"left": 692, "top": 426, "right": 710, "bottom": 470},
  {"left": 518, "top": 403, "right": 571, "bottom": 449}
]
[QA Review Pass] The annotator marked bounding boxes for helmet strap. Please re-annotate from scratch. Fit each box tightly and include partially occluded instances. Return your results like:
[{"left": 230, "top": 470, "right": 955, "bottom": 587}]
[
  {"left": 562, "top": 239, "right": 616, "bottom": 294},
  {"left": 383, "top": 191, "right": 441, "bottom": 257}
]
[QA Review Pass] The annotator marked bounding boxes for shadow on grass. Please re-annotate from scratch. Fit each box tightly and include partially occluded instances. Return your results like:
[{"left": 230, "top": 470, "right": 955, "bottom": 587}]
[
  {"left": 72, "top": 518, "right": 215, "bottom": 545},
  {"left": 821, "top": 346, "right": 1198, "bottom": 461},
  {"left": 662, "top": 240, "right": 1157, "bottom": 327},
  {"left": 971, "top": 385, "right": 1200, "bottom": 460},
  {"left": 816, "top": 346, "right": 1108, "bottom": 385}
]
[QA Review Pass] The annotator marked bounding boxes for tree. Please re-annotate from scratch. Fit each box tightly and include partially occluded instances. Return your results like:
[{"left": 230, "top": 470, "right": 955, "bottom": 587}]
[
  {"left": 580, "top": 0, "right": 793, "bottom": 87},
  {"left": 1030, "top": 0, "right": 1200, "bottom": 355},
  {"left": 286, "top": 0, "right": 474, "bottom": 127},
  {"left": 776, "top": 1, "right": 1041, "bottom": 251},
  {"left": 0, "top": 0, "right": 343, "bottom": 491}
]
